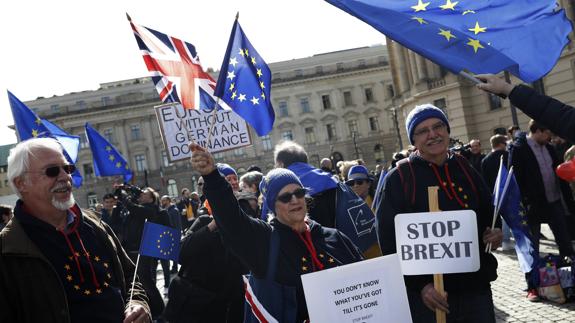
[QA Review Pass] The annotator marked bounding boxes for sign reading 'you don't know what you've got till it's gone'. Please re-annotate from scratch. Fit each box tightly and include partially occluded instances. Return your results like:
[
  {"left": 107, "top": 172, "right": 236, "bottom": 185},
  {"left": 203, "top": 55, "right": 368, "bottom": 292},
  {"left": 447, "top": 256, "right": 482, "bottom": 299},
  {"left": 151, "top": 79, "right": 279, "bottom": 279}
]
[{"left": 155, "top": 103, "right": 252, "bottom": 162}]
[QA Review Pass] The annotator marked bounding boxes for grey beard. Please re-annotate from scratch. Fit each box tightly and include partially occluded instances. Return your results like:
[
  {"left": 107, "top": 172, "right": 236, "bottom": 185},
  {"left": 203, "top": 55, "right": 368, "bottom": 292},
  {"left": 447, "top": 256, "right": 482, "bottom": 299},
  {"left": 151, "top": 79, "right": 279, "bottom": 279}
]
[{"left": 52, "top": 194, "right": 75, "bottom": 211}]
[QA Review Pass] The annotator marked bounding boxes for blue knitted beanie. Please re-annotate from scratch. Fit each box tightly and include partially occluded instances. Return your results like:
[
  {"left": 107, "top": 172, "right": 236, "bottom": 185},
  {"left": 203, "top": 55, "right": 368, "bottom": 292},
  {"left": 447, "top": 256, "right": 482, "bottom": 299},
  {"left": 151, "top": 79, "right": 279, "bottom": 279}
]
[
  {"left": 347, "top": 165, "right": 370, "bottom": 181},
  {"left": 405, "top": 104, "right": 450, "bottom": 144},
  {"left": 217, "top": 163, "right": 237, "bottom": 177},
  {"left": 259, "top": 168, "right": 303, "bottom": 214}
]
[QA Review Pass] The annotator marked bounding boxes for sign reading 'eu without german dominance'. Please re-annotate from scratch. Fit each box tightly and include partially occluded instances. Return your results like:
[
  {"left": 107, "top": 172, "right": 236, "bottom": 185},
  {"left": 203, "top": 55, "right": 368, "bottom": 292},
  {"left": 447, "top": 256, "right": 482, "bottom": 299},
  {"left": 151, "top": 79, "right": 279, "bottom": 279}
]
[{"left": 155, "top": 103, "right": 252, "bottom": 162}]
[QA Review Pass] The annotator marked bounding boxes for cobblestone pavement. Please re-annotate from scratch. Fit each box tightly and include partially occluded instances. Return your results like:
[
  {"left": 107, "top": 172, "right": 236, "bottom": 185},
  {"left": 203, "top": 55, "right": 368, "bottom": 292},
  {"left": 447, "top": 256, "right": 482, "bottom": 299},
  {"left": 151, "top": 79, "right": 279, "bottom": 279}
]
[{"left": 492, "top": 225, "right": 575, "bottom": 323}]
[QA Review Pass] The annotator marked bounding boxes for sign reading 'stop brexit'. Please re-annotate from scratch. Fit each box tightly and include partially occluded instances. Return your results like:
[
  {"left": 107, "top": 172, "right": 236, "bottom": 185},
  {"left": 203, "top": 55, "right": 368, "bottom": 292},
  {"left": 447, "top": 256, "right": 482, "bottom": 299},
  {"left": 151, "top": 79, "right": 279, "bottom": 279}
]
[
  {"left": 155, "top": 104, "right": 252, "bottom": 162},
  {"left": 394, "top": 210, "right": 479, "bottom": 275}
]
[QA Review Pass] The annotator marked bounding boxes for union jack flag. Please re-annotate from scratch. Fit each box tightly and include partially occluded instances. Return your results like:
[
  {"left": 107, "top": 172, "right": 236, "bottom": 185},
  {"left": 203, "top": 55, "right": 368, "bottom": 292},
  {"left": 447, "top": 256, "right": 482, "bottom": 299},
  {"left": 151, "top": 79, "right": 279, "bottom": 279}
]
[{"left": 128, "top": 14, "right": 227, "bottom": 110}]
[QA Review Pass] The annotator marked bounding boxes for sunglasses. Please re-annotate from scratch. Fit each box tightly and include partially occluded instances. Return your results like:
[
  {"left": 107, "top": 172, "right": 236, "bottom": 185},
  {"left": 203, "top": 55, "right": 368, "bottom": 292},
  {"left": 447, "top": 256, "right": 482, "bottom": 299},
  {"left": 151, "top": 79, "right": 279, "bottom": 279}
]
[
  {"left": 276, "top": 188, "right": 307, "bottom": 203},
  {"left": 346, "top": 179, "right": 367, "bottom": 186},
  {"left": 30, "top": 164, "right": 76, "bottom": 178}
]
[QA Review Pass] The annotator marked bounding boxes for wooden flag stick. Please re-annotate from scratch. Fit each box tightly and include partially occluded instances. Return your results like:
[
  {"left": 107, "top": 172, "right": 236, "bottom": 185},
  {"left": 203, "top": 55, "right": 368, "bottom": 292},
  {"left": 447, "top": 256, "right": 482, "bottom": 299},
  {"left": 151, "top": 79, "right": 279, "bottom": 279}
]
[{"left": 428, "top": 186, "right": 446, "bottom": 323}]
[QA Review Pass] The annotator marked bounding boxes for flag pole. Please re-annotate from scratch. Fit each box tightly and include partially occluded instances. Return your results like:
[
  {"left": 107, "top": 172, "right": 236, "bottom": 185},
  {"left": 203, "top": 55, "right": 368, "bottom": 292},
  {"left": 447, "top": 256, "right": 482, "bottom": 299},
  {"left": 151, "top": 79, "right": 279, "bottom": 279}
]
[
  {"left": 428, "top": 186, "right": 446, "bottom": 323},
  {"left": 485, "top": 156, "right": 503, "bottom": 252},
  {"left": 128, "top": 218, "right": 147, "bottom": 306},
  {"left": 486, "top": 166, "right": 514, "bottom": 253},
  {"left": 174, "top": 104, "right": 196, "bottom": 145}
]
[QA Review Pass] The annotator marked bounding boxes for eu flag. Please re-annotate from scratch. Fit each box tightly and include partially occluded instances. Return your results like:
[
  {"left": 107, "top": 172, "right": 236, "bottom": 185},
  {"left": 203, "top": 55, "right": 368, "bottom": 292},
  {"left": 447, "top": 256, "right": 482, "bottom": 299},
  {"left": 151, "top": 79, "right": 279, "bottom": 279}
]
[
  {"left": 84, "top": 123, "right": 133, "bottom": 182},
  {"left": 139, "top": 221, "right": 181, "bottom": 262},
  {"left": 494, "top": 162, "right": 537, "bottom": 273},
  {"left": 8, "top": 90, "right": 83, "bottom": 187},
  {"left": 214, "top": 18, "right": 275, "bottom": 136},
  {"left": 326, "top": 0, "right": 572, "bottom": 82}
]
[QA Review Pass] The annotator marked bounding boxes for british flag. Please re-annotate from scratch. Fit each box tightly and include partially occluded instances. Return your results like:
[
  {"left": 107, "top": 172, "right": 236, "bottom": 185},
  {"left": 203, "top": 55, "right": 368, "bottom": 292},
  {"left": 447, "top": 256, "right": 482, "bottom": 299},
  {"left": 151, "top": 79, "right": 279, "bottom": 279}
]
[{"left": 128, "top": 15, "right": 227, "bottom": 110}]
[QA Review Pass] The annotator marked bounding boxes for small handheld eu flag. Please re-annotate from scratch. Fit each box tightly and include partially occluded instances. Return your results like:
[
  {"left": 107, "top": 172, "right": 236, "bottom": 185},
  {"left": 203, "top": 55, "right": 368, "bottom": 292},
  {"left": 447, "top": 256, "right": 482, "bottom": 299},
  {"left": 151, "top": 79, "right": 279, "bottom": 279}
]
[{"left": 139, "top": 222, "right": 181, "bottom": 262}]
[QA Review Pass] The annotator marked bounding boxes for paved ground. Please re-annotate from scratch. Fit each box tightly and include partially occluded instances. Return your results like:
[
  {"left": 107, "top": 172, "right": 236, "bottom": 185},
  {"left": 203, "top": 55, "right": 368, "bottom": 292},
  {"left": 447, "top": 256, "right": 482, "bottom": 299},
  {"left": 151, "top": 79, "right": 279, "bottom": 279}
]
[{"left": 155, "top": 224, "right": 575, "bottom": 322}]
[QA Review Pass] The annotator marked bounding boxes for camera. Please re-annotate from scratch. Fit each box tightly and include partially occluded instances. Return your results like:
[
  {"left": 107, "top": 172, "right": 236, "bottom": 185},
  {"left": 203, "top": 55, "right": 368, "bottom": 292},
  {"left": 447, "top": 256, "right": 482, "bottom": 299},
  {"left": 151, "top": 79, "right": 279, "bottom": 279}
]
[
  {"left": 114, "top": 184, "right": 144, "bottom": 200},
  {"left": 449, "top": 138, "right": 470, "bottom": 153}
]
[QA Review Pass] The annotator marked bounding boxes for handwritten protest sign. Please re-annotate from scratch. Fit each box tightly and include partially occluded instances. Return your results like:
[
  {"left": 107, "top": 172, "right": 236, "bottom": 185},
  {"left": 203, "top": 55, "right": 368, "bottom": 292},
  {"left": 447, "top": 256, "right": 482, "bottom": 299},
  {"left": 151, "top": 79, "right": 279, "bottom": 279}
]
[
  {"left": 394, "top": 210, "right": 479, "bottom": 275},
  {"left": 155, "top": 103, "right": 252, "bottom": 162},
  {"left": 301, "top": 254, "right": 412, "bottom": 323}
]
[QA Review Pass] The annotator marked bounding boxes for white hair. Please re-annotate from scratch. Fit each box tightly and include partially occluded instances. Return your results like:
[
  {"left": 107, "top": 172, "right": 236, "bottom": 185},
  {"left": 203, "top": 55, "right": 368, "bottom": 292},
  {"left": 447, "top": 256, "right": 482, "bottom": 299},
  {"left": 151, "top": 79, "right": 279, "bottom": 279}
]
[{"left": 7, "top": 138, "right": 64, "bottom": 198}]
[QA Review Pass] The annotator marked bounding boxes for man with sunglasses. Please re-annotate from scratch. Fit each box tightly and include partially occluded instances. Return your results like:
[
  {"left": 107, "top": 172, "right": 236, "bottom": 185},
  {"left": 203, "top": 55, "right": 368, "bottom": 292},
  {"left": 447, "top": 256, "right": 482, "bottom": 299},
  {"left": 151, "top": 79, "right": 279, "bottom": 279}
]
[
  {"left": 0, "top": 138, "right": 150, "bottom": 323},
  {"left": 346, "top": 165, "right": 374, "bottom": 205},
  {"left": 375, "top": 104, "right": 502, "bottom": 323}
]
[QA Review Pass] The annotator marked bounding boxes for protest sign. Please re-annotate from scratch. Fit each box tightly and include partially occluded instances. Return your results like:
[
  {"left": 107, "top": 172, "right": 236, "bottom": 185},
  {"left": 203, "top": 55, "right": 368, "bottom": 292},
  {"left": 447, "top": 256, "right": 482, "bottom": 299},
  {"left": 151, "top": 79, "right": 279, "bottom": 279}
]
[
  {"left": 155, "top": 103, "right": 252, "bottom": 162},
  {"left": 301, "top": 254, "right": 412, "bottom": 323},
  {"left": 394, "top": 210, "right": 479, "bottom": 275}
]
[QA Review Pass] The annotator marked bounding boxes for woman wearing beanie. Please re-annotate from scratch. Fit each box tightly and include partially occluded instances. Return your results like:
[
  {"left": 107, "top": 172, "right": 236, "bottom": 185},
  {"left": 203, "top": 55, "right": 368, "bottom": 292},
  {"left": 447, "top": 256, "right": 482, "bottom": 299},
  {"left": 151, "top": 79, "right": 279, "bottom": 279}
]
[
  {"left": 189, "top": 143, "right": 363, "bottom": 322},
  {"left": 376, "top": 104, "right": 503, "bottom": 323}
]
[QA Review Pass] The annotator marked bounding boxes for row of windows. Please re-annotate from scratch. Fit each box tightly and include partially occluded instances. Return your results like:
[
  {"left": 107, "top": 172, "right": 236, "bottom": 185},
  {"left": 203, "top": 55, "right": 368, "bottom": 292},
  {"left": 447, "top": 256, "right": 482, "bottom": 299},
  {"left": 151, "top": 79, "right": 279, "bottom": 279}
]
[
  {"left": 277, "top": 117, "right": 380, "bottom": 145},
  {"left": 277, "top": 88, "right": 375, "bottom": 117},
  {"left": 77, "top": 124, "right": 143, "bottom": 149},
  {"left": 273, "top": 56, "right": 387, "bottom": 80}
]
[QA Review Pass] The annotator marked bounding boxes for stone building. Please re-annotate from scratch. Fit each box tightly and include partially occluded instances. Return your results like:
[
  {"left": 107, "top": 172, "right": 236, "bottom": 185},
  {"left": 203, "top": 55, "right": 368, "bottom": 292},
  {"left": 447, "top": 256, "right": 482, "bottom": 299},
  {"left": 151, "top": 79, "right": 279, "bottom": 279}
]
[
  {"left": 386, "top": 0, "right": 575, "bottom": 151},
  {"left": 24, "top": 45, "right": 396, "bottom": 208}
]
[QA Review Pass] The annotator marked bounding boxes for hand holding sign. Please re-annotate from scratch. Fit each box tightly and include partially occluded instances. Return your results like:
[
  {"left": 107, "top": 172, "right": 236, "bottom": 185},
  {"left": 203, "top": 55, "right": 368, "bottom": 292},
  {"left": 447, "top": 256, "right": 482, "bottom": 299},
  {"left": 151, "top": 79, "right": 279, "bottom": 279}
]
[{"left": 189, "top": 143, "right": 216, "bottom": 176}]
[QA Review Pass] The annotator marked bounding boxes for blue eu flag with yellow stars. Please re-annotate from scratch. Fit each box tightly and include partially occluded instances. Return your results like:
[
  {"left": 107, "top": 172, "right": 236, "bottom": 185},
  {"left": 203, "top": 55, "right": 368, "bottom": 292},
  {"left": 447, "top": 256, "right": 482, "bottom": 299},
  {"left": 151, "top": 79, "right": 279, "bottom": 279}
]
[
  {"left": 326, "top": 0, "right": 573, "bottom": 82},
  {"left": 139, "top": 222, "right": 181, "bottom": 262},
  {"left": 214, "top": 17, "right": 275, "bottom": 136},
  {"left": 84, "top": 123, "right": 133, "bottom": 182},
  {"left": 8, "top": 90, "right": 83, "bottom": 187}
]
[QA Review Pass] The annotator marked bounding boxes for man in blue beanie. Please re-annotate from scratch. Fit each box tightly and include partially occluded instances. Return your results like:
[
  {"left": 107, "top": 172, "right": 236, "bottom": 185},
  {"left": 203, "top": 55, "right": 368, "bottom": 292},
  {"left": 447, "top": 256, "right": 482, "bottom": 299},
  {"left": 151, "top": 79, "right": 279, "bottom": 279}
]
[
  {"left": 217, "top": 163, "right": 239, "bottom": 192},
  {"left": 375, "top": 103, "right": 503, "bottom": 323}
]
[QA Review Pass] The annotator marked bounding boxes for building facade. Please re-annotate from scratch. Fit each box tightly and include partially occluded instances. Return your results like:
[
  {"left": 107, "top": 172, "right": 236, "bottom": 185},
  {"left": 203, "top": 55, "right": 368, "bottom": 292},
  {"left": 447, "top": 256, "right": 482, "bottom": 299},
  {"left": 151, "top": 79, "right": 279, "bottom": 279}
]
[
  {"left": 24, "top": 45, "right": 396, "bottom": 208},
  {"left": 387, "top": 0, "right": 575, "bottom": 151}
]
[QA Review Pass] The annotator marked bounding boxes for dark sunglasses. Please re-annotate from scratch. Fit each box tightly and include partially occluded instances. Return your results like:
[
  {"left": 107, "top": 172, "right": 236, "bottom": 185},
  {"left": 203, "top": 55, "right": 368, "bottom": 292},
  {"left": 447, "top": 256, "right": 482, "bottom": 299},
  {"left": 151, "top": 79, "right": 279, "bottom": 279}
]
[
  {"left": 276, "top": 188, "right": 307, "bottom": 203},
  {"left": 346, "top": 179, "right": 367, "bottom": 186},
  {"left": 30, "top": 164, "right": 76, "bottom": 178}
]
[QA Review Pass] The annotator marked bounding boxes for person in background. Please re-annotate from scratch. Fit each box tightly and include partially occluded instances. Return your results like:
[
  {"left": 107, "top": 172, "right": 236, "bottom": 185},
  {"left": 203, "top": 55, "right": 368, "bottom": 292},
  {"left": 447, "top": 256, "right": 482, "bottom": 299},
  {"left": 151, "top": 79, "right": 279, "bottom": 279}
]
[
  {"left": 177, "top": 188, "right": 194, "bottom": 231},
  {"left": 0, "top": 205, "right": 13, "bottom": 231},
  {"left": 0, "top": 138, "right": 150, "bottom": 323},
  {"left": 320, "top": 158, "right": 334, "bottom": 174},
  {"left": 100, "top": 193, "right": 125, "bottom": 241},
  {"left": 346, "top": 165, "right": 374, "bottom": 205},
  {"left": 461, "top": 139, "right": 485, "bottom": 174},
  {"left": 161, "top": 195, "right": 182, "bottom": 276},
  {"left": 239, "top": 171, "right": 264, "bottom": 219},
  {"left": 376, "top": 104, "right": 502, "bottom": 323}
]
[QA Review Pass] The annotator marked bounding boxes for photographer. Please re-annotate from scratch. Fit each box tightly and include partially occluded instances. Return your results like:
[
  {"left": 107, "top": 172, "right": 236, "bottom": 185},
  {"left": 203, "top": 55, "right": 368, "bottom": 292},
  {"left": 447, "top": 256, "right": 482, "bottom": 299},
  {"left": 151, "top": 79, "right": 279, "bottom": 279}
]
[
  {"left": 116, "top": 185, "right": 166, "bottom": 320},
  {"left": 460, "top": 139, "right": 485, "bottom": 173}
]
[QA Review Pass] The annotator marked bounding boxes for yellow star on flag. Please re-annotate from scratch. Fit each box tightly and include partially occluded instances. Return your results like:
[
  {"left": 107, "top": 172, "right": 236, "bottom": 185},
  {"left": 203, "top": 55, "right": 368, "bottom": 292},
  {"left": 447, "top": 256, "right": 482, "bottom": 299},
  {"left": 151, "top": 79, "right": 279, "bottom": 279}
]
[
  {"left": 238, "top": 48, "right": 245, "bottom": 56},
  {"left": 468, "top": 21, "right": 487, "bottom": 35},
  {"left": 74, "top": 285, "right": 80, "bottom": 290},
  {"left": 467, "top": 38, "right": 484, "bottom": 53},
  {"left": 251, "top": 56, "right": 256, "bottom": 65},
  {"left": 259, "top": 81, "right": 265, "bottom": 89},
  {"left": 244, "top": 49, "right": 249, "bottom": 56},
  {"left": 105, "top": 146, "right": 112, "bottom": 152},
  {"left": 438, "top": 29, "right": 456, "bottom": 41},
  {"left": 229, "top": 83, "right": 235, "bottom": 91},
  {"left": 439, "top": 0, "right": 458, "bottom": 10},
  {"left": 411, "top": 16, "right": 427, "bottom": 25},
  {"left": 31, "top": 129, "right": 39, "bottom": 137},
  {"left": 35, "top": 118, "right": 42, "bottom": 125},
  {"left": 411, "top": 0, "right": 430, "bottom": 12},
  {"left": 256, "top": 69, "right": 263, "bottom": 78},
  {"left": 108, "top": 155, "right": 115, "bottom": 161},
  {"left": 260, "top": 92, "right": 266, "bottom": 100},
  {"left": 84, "top": 290, "right": 91, "bottom": 295},
  {"left": 115, "top": 162, "right": 122, "bottom": 168},
  {"left": 231, "top": 91, "right": 237, "bottom": 100}
]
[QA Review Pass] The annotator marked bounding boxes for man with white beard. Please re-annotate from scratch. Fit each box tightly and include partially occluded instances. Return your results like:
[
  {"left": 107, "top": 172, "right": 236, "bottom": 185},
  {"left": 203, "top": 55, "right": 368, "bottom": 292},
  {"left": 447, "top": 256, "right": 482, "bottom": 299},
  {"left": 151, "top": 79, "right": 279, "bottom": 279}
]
[{"left": 0, "top": 138, "right": 151, "bottom": 323}]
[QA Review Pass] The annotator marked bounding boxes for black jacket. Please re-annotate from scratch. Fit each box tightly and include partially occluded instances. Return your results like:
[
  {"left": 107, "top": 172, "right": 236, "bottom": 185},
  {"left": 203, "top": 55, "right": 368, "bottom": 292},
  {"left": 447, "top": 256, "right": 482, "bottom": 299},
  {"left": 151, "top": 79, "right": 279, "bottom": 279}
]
[
  {"left": 203, "top": 169, "right": 363, "bottom": 322},
  {"left": 509, "top": 134, "right": 574, "bottom": 223},
  {"left": 481, "top": 150, "right": 509, "bottom": 192},
  {"left": 510, "top": 84, "right": 575, "bottom": 143},
  {"left": 122, "top": 200, "right": 161, "bottom": 252},
  {"left": 376, "top": 153, "right": 498, "bottom": 293}
]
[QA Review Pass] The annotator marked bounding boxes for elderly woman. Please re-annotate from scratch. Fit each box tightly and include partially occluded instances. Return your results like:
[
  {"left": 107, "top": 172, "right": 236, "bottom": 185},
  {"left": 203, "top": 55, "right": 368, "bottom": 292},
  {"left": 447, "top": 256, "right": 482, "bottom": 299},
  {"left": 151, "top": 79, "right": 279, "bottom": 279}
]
[{"left": 190, "top": 144, "right": 363, "bottom": 322}]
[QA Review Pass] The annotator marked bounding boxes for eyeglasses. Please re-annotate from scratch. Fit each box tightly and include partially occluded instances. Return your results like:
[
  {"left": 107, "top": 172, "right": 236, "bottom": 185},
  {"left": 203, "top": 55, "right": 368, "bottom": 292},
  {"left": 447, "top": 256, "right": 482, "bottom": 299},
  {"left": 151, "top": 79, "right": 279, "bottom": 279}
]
[
  {"left": 197, "top": 183, "right": 204, "bottom": 186},
  {"left": 413, "top": 122, "right": 447, "bottom": 138},
  {"left": 28, "top": 164, "right": 76, "bottom": 178},
  {"left": 346, "top": 179, "right": 367, "bottom": 186},
  {"left": 276, "top": 188, "right": 307, "bottom": 203}
]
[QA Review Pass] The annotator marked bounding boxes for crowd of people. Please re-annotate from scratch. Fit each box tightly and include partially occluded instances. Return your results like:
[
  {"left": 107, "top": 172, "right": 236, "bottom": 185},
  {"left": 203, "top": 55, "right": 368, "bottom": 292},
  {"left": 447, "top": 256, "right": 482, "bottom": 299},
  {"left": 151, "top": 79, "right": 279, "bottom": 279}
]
[{"left": 1, "top": 74, "right": 575, "bottom": 322}]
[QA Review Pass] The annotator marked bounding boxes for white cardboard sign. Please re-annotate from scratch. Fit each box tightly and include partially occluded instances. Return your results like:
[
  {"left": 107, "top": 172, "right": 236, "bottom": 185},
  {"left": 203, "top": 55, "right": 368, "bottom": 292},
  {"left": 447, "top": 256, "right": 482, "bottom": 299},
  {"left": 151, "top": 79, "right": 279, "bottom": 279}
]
[
  {"left": 154, "top": 103, "right": 252, "bottom": 162},
  {"left": 394, "top": 210, "right": 479, "bottom": 275},
  {"left": 301, "top": 254, "right": 412, "bottom": 323}
]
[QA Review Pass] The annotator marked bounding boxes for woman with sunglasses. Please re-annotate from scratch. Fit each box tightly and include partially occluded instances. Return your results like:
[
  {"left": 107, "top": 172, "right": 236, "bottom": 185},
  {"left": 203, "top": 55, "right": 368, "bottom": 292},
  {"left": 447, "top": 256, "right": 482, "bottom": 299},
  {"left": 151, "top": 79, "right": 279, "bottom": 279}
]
[{"left": 189, "top": 143, "right": 363, "bottom": 322}]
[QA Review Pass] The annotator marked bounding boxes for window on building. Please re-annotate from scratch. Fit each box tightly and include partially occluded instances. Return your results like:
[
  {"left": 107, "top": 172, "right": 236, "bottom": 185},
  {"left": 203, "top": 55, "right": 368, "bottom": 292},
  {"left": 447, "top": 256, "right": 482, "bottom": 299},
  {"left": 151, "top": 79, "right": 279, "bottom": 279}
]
[
  {"left": 322, "top": 95, "right": 332, "bottom": 110},
  {"left": 386, "top": 84, "right": 395, "bottom": 99},
  {"left": 162, "top": 150, "right": 170, "bottom": 167},
  {"left": 305, "top": 127, "right": 316, "bottom": 144},
  {"left": 282, "top": 130, "right": 293, "bottom": 141},
  {"left": 315, "top": 66, "right": 323, "bottom": 74},
  {"left": 79, "top": 133, "right": 89, "bottom": 149},
  {"left": 295, "top": 69, "right": 303, "bottom": 77},
  {"left": 50, "top": 104, "right": 60, "bottom": 113},
  {"left": 135, "top": 154, "right": 147, "bottom": 172},
  {"left": 87, "top": 193, "right": 98, "bottom": 208},
  {"left": 0, "top": 166, "right": 5, "bottom": 173},
  {"left": 3, "top": 179, "right": 7, "bottom": 188},
  {"left": 348, "top": 120, "right": 358, "bottom": 136},
  {"left": 272, "top": 72, "right": 281, "bottom": 80},
  {"left": 433, "top": 98, "right": 448, "bottom": 116},
  {"left": 369, "top": 117, "right": 380, "bottom": 131},
  {"left": 103, "top": 128, "right": 114, "bottom": 143},
  {"left": 261, "top": 135, "right": 273, "bottom": 151},
  {"left": 365, "top": 88, "right": 374, "bottom": 102},
  {"left": 378, "top": 56, "right": 387, "bottom": 65},
  {"left": 488, "top": 94, "right": 502, "bottom": 110},
  {"left": 234, "top": 147, "right": 244, "bottom": 156},
  {"left": 167, "top": 179, "right": 178, "bottom": 197},
  {"left": 336, "top": 63, "right": 344, "bottom": 71},
  {"left": 343, "top": 91, "right": 353, "bottom": 106},
  {"left": 83, "top": 164, "right": 94, "bottom": 179},
  {"left": 101, "top": 96, "right": 112, "bottom": 106},
  {"left": 374, "top": 144, "right": 384, "bottom": 163},
  {"left": 76, "top": 100, "right": 87, "bottom": 109},
  {"left": 278, "top": 101, "right": 289, "bottom": 117},
  {"left": 131, "top": 124, "right": 141, "bottom": 140},
  {"left": 300, "top": 97, "right": 311, "bottom": 113},
  {"left": 358, "top": 59, "right": 366, "bottom": 67},
  {"left": 213, "top": 152, "right": 225, "bottom": 159},
  {"left": 326, "top": 123, "right": 336, "bottom": 141}
]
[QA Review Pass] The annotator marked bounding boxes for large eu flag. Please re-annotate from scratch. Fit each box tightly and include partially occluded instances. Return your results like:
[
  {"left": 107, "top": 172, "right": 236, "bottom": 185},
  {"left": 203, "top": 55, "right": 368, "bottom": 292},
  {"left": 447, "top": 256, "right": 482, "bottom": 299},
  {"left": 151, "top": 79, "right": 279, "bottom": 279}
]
[
  {"left": 494, "top": 162, "right": 537, "bottom": 273},
  {"left": 139, "top": 221, "right": 181, "bottom": 262},
  {"left": 8, "top": 90, "right": 83, "bottom": 187},
  {"left": 84, "top": 123, "right": 133, "bottom": 182},
  {"left": 326, "top": 0, "right": 572, "bottom": 82},
  {"left": 214, "top": 18, "right": 275, "bottom": 136}
]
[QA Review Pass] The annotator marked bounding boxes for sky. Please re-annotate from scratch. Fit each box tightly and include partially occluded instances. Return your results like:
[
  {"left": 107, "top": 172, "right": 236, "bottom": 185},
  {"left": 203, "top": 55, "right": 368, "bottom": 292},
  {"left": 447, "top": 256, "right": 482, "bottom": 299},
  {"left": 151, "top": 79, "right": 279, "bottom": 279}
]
[{"left": 0, "top": 0, "right": 386, "bottom": 146}]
